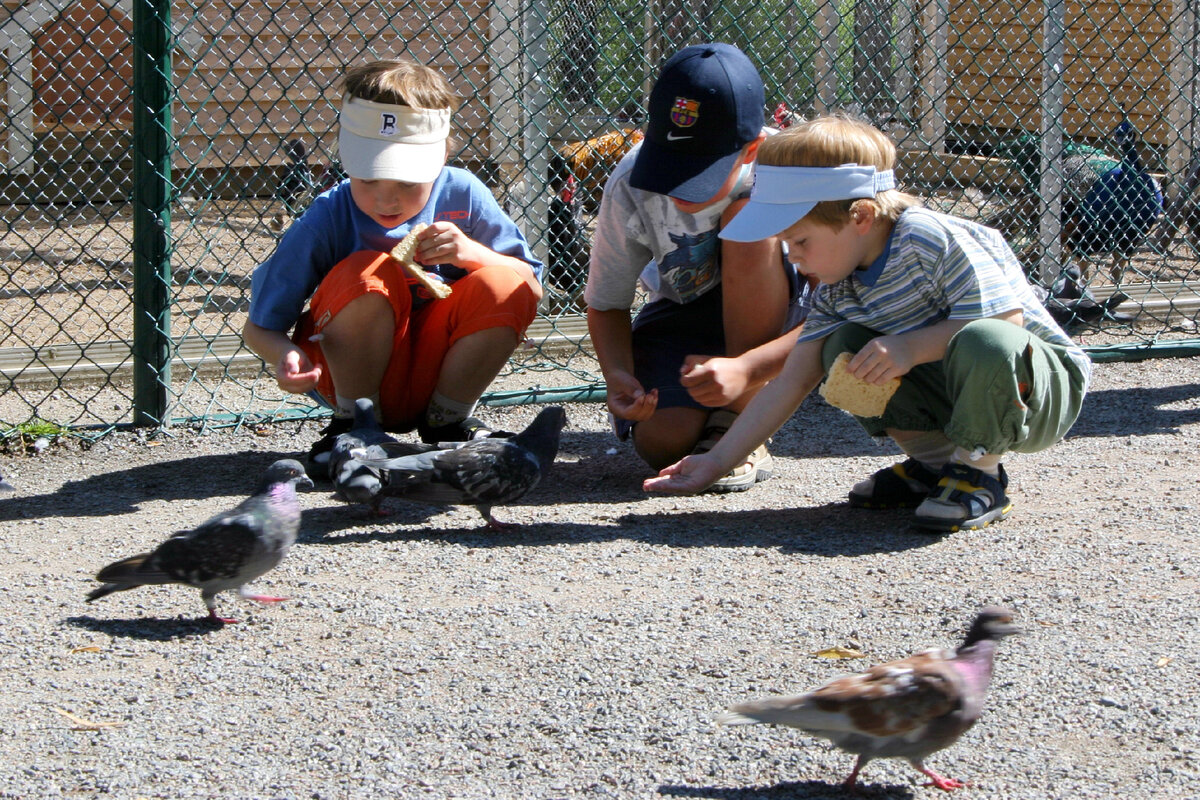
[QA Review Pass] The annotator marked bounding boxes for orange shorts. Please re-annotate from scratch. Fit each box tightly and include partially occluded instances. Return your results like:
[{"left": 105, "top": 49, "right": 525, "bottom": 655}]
[{"left": 292, "top": 250, "right": 539, "bottom": 429}]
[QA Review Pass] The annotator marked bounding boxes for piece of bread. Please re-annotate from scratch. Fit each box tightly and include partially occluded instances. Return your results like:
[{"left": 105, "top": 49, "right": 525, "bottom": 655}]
[
  {"left": 389, "top": 223, "right": 452, "bottom": 299},
  {"left": 818, "top": 352, "right": 900, "bottom": 417}
]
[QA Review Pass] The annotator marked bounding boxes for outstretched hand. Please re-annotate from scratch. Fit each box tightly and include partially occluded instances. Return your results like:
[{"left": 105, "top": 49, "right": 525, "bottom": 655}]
[{"left": 643, "top": 453, "right": 723, "bottom": 495}]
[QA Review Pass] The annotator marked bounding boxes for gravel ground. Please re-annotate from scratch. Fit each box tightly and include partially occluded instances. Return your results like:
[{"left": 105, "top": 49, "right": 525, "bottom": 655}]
[{"left": 0, "top": 356, "right": 1198, "bottom": 799}]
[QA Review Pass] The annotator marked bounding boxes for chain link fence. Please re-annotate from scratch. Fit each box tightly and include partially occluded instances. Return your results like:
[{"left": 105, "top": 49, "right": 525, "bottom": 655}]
[{"left": 2, "top": 0, "right": 1198, "bottom": 434}]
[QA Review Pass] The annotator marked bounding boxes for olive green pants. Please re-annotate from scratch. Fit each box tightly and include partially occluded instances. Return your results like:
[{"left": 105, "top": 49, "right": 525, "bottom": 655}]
[{"left": 822, "top": 320, "right": 1088, "bottom": 455}]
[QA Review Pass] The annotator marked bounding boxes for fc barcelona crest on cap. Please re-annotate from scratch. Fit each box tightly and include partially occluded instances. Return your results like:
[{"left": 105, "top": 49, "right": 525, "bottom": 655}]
[
  {"left": 631, "top": 43, "right": 765, "bottom": 201},
  {"left": 670, "top": 98, "right": 700, "bottom": 128}
]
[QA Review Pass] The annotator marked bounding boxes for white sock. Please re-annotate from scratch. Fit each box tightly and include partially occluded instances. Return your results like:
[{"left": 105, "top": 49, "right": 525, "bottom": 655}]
[
  {"left": 425, "top": 391, "right": 476, "bottom": 428},
  {"left": 951, "top": 446, "right": 1001, "bottom": 477},
  {"left": 334, "top": 393, "right": 381, "bottom": 421}
]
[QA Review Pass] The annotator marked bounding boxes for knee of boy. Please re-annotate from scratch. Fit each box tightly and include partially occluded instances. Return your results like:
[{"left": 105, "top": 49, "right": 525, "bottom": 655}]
[
  {"left": 821, "top": 323, "right": 877, "bottom": 370},
  {"left": 947, "top": 319, "right": 1027, "bottom": 369}
]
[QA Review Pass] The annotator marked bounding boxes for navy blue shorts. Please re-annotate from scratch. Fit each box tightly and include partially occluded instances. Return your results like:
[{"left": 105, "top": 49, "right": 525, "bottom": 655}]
[
  {"left": 628, "top": 254, "right": 810, "bottom": 415},
  {"left": 631, "top": 286, "right": 727, "bottom": 412}
]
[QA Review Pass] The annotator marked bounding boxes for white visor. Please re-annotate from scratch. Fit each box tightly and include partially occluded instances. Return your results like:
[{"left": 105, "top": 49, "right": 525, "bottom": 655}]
[
  {"left": 720, "top": 163, "right": 896, "bottom": 241},
  {"left": 338, "top": 95, "right": 451, "bottom": 182}
]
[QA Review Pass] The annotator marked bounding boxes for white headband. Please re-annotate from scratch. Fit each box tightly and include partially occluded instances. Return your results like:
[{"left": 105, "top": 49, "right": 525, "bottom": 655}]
[
  {"left": 720, "top": 163, "right": 896, "bottom": 241},
  {"left": 338, "top": 95, "right": 451, "bottom": 182}
]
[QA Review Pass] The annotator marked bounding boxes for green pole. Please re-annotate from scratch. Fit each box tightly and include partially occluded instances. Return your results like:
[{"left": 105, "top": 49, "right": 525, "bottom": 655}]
[{"left": 131, "top": 0, "right": 173, "bottom": 426}]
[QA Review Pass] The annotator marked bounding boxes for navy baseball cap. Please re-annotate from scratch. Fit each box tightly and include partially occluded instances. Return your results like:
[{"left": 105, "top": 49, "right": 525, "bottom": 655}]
[{"left": 629, "top": 43, "right": 765, "bottom": 202}]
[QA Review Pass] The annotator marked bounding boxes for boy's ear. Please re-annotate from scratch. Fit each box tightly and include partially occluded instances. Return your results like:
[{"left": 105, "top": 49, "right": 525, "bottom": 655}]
[
  {"left": 851, "top": 201, "right": 878, "bottom": 231},
  {"left": 741, "top": 132, "right": 768, "bottom": 164}
]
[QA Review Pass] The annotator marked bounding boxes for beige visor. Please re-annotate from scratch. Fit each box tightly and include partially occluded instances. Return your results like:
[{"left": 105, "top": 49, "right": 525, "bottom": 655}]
[{"left": 338, "top": 95, "right": 450, "bottom": 182}]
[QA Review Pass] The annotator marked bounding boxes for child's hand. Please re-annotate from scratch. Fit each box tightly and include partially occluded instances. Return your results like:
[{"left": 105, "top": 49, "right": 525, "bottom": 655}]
[
  {"left": 277, "top": 349, "right": 322, "bottom": 393},
  {"left": 851, "top": 335, "right": 916, "bottom": 384},
  {"left": 415, "top": 222, "right": 490, "bottom": 269},
  {"left": 606, "top": 370, "right": 658, "bottom": 422},
  {"left": 680, "top": 355, "right": 750, "bottom": 407},
  {"left": 643, "top": 454, "right": 721, "bottom": 494}
]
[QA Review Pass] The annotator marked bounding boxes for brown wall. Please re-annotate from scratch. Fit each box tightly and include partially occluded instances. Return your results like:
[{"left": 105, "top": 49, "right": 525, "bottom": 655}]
[{"left": 946, "top": 0, "right": 1176, "bottom": 146}]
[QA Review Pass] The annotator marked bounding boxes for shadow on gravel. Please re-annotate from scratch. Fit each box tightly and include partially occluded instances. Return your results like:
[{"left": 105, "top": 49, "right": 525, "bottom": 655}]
[
  {"left": 0, "top": 449, "right": 297, "bottom": 521},
  {"left": 657, "top": 780, "right": 914, "bottom": 798},
  {"left": 64, "top": 614, "right": 225, "bottom": 641},
  {"left": 1067, "top": 382, "right": 1200, "bottom": 437},
  {"left": 294, "top": 503, "right": 940, "bottom": 557}
]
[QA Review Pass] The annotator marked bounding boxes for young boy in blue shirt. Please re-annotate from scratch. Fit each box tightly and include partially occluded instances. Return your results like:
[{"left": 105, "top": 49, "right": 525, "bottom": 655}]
[
  {"left": 586, "top": 43, "right": 810, "bottom": 492},
  {"left": 646, "top": 113, "right": 1089, "bottom": 531},
  {"left": 244, "top": 59, "right": 543, "bottom": 476}
]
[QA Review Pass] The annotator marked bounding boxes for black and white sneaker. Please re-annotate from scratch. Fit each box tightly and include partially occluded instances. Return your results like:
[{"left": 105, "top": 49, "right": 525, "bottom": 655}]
[
  {"left": 305, "top": 416, "right": 354, "bottom": 480},
  {"left": 417, "top": 416, "right": 513, "bottom": 445}
]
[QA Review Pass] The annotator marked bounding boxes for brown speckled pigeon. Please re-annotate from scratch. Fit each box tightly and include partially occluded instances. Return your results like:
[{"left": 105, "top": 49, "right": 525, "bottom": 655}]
[
  {"left": 350, "top": 405, "right": 567, "bottom": 529},
  {"left": 716, "top": 607, "right": 1019, "bottom": 792},
  {"left": 86, "top": 459, "right": 313, "bottom": 624}
]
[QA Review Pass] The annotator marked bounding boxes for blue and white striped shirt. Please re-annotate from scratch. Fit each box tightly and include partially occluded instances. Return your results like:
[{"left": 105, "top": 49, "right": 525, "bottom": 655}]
[{"left": 798, "top": 207, "right": 1090, "bottom": 380}]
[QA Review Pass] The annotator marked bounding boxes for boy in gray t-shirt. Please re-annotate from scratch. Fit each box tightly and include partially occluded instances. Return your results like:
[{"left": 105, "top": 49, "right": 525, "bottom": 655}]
[{"left": 585, "top": 43, "right": 809, "bottom": 492}]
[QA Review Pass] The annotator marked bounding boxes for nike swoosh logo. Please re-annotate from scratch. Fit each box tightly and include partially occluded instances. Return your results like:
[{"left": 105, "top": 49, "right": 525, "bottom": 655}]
[{"left": 666, "top": 132, "right": 693, "bottom": 141}]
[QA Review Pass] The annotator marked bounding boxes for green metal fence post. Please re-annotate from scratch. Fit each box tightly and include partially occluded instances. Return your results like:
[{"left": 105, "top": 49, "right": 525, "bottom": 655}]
[{"left": 131, "top": 0, "right": 173, "bottom": 426}]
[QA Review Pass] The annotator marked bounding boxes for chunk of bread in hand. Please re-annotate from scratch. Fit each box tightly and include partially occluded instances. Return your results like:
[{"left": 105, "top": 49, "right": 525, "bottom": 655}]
[
  {"left": 390, "top": 223, "right": 452, "bottom": 299},
  {"left": 819, "top": 352, "right": 900, "bottom": 417}
]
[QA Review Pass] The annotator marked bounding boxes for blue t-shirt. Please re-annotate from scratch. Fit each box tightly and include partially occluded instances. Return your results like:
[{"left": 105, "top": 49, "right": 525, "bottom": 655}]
[{"left": 249, "top": 166, "right": 543, "bottom": 332}]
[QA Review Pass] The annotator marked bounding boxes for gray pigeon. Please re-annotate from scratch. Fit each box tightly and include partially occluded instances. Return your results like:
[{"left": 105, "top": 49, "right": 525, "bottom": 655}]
[
  {"left": 86, "top": 459, "right": 313, "bottom": 624},
  {"left": 716, "top": 607, "right": 1019, "bottom": 791},
  {"left": 350, "top": 405, "right": 567, "bottom": 529},
  {"left": 329, "top": 398, "right": 406, "bottom": 515},
  {"left": 0, "top": 471, "right": 13, "bottom": 495}
]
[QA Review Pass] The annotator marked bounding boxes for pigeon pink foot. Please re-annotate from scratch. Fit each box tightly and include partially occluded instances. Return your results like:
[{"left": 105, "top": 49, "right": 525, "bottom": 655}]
[
  {"left": 919, "top": 766, "right": 967, "bottom": 792},
  {"left": 241, "top": 593, "right": 287, "bottom": 603},
  {"left": 207, "top": 608, "right": 238, "bottom": 624}
]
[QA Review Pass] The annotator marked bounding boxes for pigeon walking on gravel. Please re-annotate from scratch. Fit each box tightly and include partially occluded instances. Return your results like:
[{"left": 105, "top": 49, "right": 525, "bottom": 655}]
[
  {"left": 716, "top": 607, "right": 1020, "bottom": 792},
  {"left": 86, "top": 459, "right": 313, "bottom": 624},
  {"left": 350, "top": 405, "right": 567, "bottom": 529}
]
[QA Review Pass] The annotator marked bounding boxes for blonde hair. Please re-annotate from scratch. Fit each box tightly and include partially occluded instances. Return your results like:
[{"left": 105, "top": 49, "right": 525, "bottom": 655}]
[
  {"left": 757, "top": 112, "right": 922, "bottom": 226},
  {"left": 342, "top": 59, "right": 460, "bottom": 112}
]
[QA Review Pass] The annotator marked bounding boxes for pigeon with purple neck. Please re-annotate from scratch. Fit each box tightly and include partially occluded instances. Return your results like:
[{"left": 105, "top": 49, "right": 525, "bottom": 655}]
[
  {"left": 716, "top": 607, "right": 1020, "bottom": 792},
  {"left": 86, "top": 459, "right": 313, "bottom": 624}
]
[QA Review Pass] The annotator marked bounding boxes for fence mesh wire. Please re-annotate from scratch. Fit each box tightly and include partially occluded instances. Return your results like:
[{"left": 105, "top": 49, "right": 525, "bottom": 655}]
[{"left": 1, "top": 0, "right": 1198, "bottom": 435}]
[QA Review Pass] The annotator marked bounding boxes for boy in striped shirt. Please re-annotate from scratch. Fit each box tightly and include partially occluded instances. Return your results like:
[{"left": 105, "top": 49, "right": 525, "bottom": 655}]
[{"left": 645, "top": 113, "right": 1090, "bottom": 532}]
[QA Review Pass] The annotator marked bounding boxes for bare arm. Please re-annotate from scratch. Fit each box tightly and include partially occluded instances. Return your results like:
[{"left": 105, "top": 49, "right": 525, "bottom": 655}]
[
  {"left": 588, "top": 306, "right": 657, "bottom": 422},
  {"left": 242, "top": 320, "right": 322, "bottom": 394},
  {"left": 719, "top": 197, "right": 788, "bottom": 356},
  {"left": 850, "top": 308, "right": 1024, "bottom": 385},
  {"left": 644, "top": 336, "right": 826, "bottom": 494},
  {"left": 679, "top": 324, "right": 804, "bottom": 408}
]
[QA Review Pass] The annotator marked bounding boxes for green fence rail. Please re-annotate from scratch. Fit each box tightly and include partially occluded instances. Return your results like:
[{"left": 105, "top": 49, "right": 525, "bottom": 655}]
[{"left": 1, "top": 0, "right": 1198, "bottom": 435}]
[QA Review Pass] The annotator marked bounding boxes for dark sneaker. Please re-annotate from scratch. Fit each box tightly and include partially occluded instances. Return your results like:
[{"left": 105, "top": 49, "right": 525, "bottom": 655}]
[
  {"left": 306, "top": 416, "right": 354, "bottom": 480},
  {"left": 417, "top": 416, "right": 513, "bottom": 444}
]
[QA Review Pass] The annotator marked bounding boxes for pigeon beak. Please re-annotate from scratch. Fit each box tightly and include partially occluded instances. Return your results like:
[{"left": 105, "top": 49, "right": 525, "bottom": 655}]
[{"left": 297, "top": 475, "right": 315, "bottom": 491}]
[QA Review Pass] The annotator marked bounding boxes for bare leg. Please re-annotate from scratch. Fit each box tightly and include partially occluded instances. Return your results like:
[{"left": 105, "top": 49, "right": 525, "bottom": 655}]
[
  {"left": 434, "top": 327, "right": 520, "bottom": 406},
  {"left": 319, "top": 293, "right": 395, "bottom": 402},
  {"left": 632, "top": 406, "right": 710, "bottom": 471},
  {"left": 719, "top": 228, "right": 787, "bottom": 414}
]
